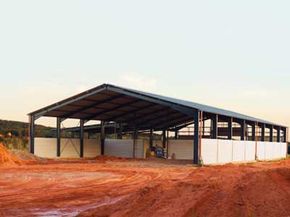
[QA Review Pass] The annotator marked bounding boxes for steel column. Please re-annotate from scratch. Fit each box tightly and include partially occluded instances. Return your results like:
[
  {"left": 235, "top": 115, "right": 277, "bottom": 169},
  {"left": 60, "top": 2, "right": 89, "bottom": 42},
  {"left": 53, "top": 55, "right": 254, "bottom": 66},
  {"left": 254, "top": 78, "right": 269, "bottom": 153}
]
[
  {"left": 193, "top": 110, "right": 201, "bottom": 164},
  {"left": 133, "top": 128, "right": 138, "bottom": 158},
  {"left": 29, "top": 115, "right": 35, "bottom": 154},
  {"left": 269, "top": 125, "right": 274, "bottom": 142},
  {"left": 261, "top": 124, "right": 265, "bottom": 142},
  {"left": 117, "top": 122, "right": 123, "bottom": 139},
  {"left": 56, "top": 117, "right": 62, "bottom": 157},
  {"left": 149, "top": 129, "right": 153, "bottom": 148},
  {"left": 283, "top": 127, "right": 288, "bottom": 143},
  {"left": 162, "top": 130, "right": 166, "bottom": 148},
  {"left": 277, "top": 126, "right": 281, "bottom": 142},
  {"left": 80, "top": 119, "right": 84, "bottom": 158},
  {"left": 212, "top": 115, "right": 218, "bottom": 139},
  {"left": 174, "top": 128, "right": 178, "bottom": 139},
  {"left": 241, "top": 120, "right": 246, "bottom": 141},
  {"left": 252, "top": 123, "right": 256, "bottom": 141},
  {"left": 228, "top": 117, "right": 233, "bottom": 140},
  {"left": 100, "top": 121, "right": 105, "bottom": 155}
]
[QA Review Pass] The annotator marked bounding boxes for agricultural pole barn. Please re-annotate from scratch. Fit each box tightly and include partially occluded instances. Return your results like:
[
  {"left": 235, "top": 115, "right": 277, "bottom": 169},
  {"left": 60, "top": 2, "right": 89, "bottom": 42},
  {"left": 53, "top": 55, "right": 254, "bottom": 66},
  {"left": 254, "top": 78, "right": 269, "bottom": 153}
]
[{"left": 28, "top": 83, "right": 288, "bottom": 165}]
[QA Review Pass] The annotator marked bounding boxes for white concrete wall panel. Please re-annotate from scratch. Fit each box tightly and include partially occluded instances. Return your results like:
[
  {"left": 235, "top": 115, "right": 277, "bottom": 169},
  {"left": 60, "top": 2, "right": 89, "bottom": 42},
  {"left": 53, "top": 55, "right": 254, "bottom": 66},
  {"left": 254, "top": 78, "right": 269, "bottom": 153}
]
[
  {"left": 34, "top": 138, "right": 57, "bottom": 158},
  {"left": 245, "top": 141, "right": 256, "bottom": 161},
  {"left": 280, "top": 143, "right": 287, "bottom": 158},
  {"left": 35, "top": 138, "right": 100, "bottom": 158},
  {"left": 60, "top": 139, "right": 80, "bottom": 158},
  {"left": 257, "top": 142, "right": 266, "bottom": 160},
  {"left": 201, "top": 139, "right": 218, "bottom": 164},
  {"left": 232, "top": 141, "right": 245, "bottom": 162},
  {"left": 168, "top": 140, "right": 193, "bottom": 160},
  {"left": 217, "top": 140, "right": 233, "bottom": 164},
  {"left": 84, "top": 139, "right": 101, "bottom": 158},
  {"left": 264, "top": 142, "right": 273, "bottom": 160},
  {"left": 105, "top": 139, "right": 133, "bottom": 158},
  {"left": 134, "top": 140, "right": 145, "bottom": 158},
  {"left": 104, "top": 139, "right": 144, "bottom": 158}
]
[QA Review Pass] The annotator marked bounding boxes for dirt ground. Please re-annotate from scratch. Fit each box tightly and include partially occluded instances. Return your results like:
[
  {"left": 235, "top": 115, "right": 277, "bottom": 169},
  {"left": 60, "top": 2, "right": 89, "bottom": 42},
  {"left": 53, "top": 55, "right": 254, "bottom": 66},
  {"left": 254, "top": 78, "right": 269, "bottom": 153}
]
[{"left": 0, "top": 157, "right": 290, "bottom": 217}]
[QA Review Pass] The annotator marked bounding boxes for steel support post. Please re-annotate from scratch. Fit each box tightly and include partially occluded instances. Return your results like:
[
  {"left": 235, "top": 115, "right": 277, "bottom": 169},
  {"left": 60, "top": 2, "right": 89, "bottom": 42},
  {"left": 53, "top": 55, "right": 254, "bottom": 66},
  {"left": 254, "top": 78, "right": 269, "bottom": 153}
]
[
  {"left": 133, "top": 128, "right": 138, "bottom": 158},
  {"left": 162, "top": 129, "right": 166, "bottom": 148},
  {"left": 261, "top": 124, "right": 265, "bottom": 142},
  {"left": 149, "top": 129, "right": 153, "bottom": 148},
  {"left": 269, "top": 125, "right": 274, "bottom": 142},
  {"left": 174, "top": 128, "right": 178, "bottom": 140},
  {"left": 212, "top": 115, "right": 218, "bottom": 139},
  {"left": 56, "top": 117, "right": 62, "bottom": 157},
  {"left": 80, "top": 119, "right": 84, "bottom": 158},
  {"left": 193, "top": 110, "right": 201, "bottom": 164},
  {"left": 241, "top": 120, "right": 246, "bottom": 141},
  {"left": 29, "top": 115, "right": 35, "bottom": 154},
  {"left": 284, "top": 127, "right": 288, "bottom": 143},
  {"left": 101, "top": 121, "right": 105, "bottom": 155},
  {"left": 228, "top": 117, "right": 233, "bottom": 140},
  {"left": 277, "top": 126, "right": 281, "bottom": 142},
  {"left": 252, "top": 123, "right": 256, "bottom": 141}
]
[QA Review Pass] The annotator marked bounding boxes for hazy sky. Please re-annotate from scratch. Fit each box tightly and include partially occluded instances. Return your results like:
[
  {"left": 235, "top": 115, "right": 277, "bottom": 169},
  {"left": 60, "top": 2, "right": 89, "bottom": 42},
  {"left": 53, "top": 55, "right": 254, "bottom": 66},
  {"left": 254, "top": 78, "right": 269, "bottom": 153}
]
[{"left": 0, "top": 0, "right": 289, "bottom": 130}]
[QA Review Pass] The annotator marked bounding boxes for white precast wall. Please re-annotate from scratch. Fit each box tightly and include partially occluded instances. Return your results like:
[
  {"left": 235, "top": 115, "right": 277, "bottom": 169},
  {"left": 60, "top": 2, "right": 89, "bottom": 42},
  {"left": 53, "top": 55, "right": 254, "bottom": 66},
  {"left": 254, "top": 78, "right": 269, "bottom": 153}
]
[
  {"left": 257, "top": 142, "right": 287, "bottom": 160},
  {"left": 34, "top": 138, "right": 100, "bottom": 158},
  {"left": 104, "top": 139, "right": 145, "bottom": 158},
  {"left": 201, "top": 139, "right": 256, "bottom": 164},
  {"left": 35, "top": 138, "right": 57, "bottom": 158},
  {"left": 201, "top": 139, "right": 286, "bottom": 165},
  {"left": 168, "top": 140, "right": 193, "bottom": 160}
]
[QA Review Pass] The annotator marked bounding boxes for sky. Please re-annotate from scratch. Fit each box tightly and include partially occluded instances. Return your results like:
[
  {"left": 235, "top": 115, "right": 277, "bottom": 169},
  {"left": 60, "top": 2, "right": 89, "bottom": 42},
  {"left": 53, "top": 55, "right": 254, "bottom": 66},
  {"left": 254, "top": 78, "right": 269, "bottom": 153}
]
[{"left": 0, "top": 0, "right": 290, "bottom": 132}]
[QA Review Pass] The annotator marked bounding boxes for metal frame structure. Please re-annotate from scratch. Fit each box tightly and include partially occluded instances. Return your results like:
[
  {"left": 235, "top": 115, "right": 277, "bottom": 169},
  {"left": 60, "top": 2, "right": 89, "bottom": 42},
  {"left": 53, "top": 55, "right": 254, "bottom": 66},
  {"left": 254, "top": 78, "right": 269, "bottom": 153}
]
[{"left": 28, "top": 83, "right": 288, "bottom": 164}]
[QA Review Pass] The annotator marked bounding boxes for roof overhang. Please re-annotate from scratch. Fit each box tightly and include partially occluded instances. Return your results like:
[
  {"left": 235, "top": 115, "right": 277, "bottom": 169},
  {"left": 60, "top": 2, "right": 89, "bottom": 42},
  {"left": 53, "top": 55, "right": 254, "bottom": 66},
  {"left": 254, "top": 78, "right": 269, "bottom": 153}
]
[{"left": 29, "top": 83, "right": 287, "bottom": 129}]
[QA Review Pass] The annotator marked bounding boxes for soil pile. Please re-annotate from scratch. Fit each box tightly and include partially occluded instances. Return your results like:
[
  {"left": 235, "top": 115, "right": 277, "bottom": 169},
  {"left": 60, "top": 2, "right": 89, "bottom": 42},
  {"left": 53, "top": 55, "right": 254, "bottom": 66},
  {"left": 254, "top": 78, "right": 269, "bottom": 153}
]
[
  {"left": 10, "top": 150, "right": 43, "bottom": 161},
  {"left": 0, "top": 143, "right": 22, "bottom": 165}
]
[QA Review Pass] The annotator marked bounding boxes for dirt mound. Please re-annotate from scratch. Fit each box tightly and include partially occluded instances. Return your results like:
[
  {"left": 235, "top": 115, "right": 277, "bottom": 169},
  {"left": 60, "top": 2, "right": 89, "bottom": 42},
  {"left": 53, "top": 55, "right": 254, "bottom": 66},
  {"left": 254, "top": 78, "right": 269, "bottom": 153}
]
[
  {"left": 0, "top": 143, "right": 22, "bottom": 166},
  {"left": 10, "top": 150, "right": 43, "bottom": 161}
]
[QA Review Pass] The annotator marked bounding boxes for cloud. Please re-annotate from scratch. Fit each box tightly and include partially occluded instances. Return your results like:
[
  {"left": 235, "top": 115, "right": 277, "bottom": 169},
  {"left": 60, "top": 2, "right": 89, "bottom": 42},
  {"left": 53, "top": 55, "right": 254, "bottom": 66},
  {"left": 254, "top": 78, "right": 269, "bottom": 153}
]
[{"left": 116, "top": 73, "right": 157, "bottom": 91}]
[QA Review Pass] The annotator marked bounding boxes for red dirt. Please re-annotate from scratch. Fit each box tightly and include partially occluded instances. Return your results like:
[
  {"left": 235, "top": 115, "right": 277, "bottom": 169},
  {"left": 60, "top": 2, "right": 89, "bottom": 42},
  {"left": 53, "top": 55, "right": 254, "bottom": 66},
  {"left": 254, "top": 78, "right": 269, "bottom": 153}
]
[
  {"left": 0, "top": 143, "right": 22, "bottom": 166},
  {"left": 0, "top": 157, "right": 290, "bottom": 217}
]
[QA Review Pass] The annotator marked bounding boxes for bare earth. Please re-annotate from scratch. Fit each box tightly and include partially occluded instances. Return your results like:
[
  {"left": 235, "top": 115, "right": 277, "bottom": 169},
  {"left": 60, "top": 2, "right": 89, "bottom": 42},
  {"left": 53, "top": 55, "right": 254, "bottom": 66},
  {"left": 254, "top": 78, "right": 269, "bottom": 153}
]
[{"left": 0, "top": 157, "right": 290, "bottom": 217}]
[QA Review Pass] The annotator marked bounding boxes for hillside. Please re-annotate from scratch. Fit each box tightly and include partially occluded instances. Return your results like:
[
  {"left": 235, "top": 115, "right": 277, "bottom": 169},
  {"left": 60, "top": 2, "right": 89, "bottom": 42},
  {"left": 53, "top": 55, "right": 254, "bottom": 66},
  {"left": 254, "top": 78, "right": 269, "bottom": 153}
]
[
  {"left": 0, "top": 119, "right": 54, "bottom": 138},
  {"left": 0, "top": 119, "right": 55, "bottom": 150}
]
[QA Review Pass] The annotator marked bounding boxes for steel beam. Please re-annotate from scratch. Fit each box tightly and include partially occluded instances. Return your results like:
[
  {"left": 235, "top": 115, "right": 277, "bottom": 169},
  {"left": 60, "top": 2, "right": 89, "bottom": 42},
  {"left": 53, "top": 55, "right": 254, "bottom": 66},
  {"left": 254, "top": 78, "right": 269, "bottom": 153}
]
[
  {"left": 56, "top": 117, "right": 62, "bottom": 157},
  {"left": 107, "top": 86, "right": 194, "bottom": 116},
  {"left": 142, "top": 115, "right": 190, "bottom": 131},
  {"left": 31, "top": 85, "right": 108, "bottom": 120},
  {"left": 84, "top": 99, "right": 141, "bottom": 121},
  {"left": 61, "top": 94, "right": 124, "bottom": 120},
  {"left": 29, "top": 115, "right": 35, "bottom": 154},
  {"left": 108, "top": 103, "right": 158, "bottom": 122},
  {"left": 80, "top": 119, "right": 84, "bottom": 158},
  {"left": 134, "top": 110, "right": 179, "bottom": 129}
]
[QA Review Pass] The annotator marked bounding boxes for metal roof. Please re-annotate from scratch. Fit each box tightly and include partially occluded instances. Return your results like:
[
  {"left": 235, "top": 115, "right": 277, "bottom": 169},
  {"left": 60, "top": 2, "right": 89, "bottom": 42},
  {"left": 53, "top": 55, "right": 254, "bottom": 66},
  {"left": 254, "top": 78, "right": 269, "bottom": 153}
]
[{"left": 29, "top": 83, "right": 286, "bottom": 128}]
